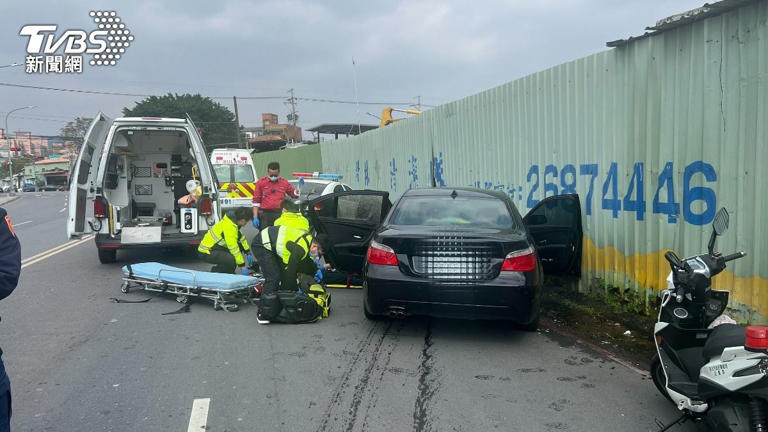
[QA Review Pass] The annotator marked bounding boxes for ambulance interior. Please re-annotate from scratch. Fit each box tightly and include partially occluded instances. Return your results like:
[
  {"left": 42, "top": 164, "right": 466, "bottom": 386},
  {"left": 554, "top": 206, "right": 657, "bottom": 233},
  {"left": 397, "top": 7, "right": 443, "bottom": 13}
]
[{"left": 101, "top": 128, "right": 201, "bottom": 234}]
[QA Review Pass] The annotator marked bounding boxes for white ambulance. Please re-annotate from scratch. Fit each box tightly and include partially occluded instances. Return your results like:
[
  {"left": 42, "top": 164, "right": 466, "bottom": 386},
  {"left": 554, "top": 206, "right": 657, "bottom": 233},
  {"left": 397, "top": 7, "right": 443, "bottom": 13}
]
[{"left": 210, "top": 148, "right": 258, "bottom": 209}]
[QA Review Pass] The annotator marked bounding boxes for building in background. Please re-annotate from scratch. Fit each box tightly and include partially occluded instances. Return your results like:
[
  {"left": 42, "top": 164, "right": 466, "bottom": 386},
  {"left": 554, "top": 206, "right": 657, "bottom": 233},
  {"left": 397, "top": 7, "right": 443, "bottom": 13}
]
[
  {"left": 11, "top": 131, "right": 49, "bottom": 158},
  {"left": 23, "top": 157, "right": 71, "bottom": 189},
  {"left": 248, "top": 113, "right": 303, "bottom": 153},
  {"left": 307, "top": 123, "right": 378, "bottom": 142}
]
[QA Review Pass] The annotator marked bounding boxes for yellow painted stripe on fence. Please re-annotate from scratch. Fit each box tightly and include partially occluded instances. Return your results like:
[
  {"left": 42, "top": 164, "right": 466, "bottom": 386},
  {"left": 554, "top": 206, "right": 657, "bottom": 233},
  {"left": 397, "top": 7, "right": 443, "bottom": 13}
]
[{"left": 581, "top": 236, "right": 768, "bottom": 322}]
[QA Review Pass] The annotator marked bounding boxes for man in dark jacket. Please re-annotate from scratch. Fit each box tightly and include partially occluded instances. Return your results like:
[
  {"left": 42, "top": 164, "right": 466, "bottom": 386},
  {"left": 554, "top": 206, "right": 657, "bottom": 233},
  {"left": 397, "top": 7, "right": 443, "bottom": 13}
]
[{"left": 0, "top": 207, "right": 21, "bottom": 431}]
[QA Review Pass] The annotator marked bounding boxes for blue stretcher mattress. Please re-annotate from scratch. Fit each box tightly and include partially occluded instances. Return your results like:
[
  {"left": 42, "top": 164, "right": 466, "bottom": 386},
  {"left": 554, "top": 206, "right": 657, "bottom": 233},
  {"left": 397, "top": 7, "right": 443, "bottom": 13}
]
[{"left": 121, "top": 262, "right": 258, "bottom": 292}]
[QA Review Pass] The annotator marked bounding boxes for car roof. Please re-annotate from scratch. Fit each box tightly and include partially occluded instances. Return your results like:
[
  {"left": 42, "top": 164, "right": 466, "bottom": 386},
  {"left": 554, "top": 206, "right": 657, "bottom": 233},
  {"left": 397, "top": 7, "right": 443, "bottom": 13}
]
[
  {"left": 401, "top": 187, "right": 509, "bottom": 200},
  {"left": 288, "top": 178, "right": 338, "bottom": 185}
]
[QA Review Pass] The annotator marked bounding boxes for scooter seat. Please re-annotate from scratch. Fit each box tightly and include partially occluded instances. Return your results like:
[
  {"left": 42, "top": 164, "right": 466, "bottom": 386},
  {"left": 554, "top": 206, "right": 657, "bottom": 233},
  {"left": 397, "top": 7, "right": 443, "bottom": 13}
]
[{"left": 703, "top": 324, "right": 745, "bottom": 359}]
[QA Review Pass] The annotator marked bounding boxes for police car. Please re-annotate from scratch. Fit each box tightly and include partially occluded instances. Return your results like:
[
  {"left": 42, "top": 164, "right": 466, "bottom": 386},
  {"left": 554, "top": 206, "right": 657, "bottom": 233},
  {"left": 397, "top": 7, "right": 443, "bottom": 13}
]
[{"left": 288, "top": 172, "right": 352, "bottom": 200}]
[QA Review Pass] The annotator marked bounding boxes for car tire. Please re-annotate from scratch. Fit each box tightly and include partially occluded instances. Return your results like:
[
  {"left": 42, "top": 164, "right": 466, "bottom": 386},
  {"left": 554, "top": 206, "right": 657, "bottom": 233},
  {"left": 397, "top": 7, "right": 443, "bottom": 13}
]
[
  {"left": 98, "top": 249, "right": 117, "bottom": 264},
  {"left": 519, "top": 315, "right": 540, "bottom": 332}
]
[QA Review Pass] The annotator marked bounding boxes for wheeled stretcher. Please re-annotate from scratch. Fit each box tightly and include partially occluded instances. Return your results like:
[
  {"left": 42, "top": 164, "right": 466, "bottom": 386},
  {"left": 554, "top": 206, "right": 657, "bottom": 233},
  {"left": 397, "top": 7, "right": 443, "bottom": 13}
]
[{"left": 120, "top": 262, "right": 263, "bottom": 312}]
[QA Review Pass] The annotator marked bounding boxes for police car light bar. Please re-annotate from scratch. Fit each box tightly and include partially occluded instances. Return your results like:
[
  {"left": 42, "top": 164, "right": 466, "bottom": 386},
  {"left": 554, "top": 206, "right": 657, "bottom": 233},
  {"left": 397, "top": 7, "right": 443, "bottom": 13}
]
[{"left": 292, "top": 172, "right": 343, "bottom": 180}]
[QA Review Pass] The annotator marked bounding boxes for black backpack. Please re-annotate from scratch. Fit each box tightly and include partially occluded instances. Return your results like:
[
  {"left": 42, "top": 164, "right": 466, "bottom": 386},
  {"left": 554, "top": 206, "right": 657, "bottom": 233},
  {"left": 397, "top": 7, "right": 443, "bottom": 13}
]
[{"left": 273, "top": 291, "right": 323, "bottom": 324}]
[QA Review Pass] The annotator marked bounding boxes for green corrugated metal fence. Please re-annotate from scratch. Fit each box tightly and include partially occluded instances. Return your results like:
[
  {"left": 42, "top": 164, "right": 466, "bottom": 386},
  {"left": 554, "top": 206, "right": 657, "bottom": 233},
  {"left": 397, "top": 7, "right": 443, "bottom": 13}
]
[
  {"left": 250, "top": 145, "right": 323, "bottom": 178},
  {"left": 317, "top": 0, "right": 768, "bottom": 324}
]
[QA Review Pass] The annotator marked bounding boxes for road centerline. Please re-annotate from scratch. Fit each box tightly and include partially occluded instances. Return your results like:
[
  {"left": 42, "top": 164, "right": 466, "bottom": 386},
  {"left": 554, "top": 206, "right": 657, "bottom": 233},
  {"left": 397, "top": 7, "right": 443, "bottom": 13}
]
[
  {"left": 21, "top": 235, "right": 95, "bottom": 269},
  {"left": 187, "top": 398, "right": 211, "bottom": 432}
]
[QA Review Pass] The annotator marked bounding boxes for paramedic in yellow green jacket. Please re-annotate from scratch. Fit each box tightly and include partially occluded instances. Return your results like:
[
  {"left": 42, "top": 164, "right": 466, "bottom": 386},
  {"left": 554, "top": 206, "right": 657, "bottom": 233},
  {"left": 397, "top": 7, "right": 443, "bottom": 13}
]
[
  {"left": 198, "top": 207, "right": 252, "bottom": 274},
  {"left": 273, "top": 207, "right": 310, "bottom": 231},
  {"left": 252, "top": 200, "right": 322, "bottom": 321}
]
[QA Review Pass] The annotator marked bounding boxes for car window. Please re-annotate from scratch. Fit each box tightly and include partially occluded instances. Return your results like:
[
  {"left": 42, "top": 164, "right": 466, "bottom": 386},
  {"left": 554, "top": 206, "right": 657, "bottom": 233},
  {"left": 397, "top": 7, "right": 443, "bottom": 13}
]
[
  {"left": 290, "top": 180, "right": 327, "bottom": 200},
  {"left": 337, "top": 195, "right": 384, "bottom": 223},
  {"left": 213, "top": 165, "right": 231, "bottom": 183},
  {"left": 232, "top": 165, "right": 254, "bottom": 182},
  {"left": 333, "top": 185, "right": 344, "bottom": 193},
  {"left": 390, "top": 196, "right": 517, "bottom": 229},
  {"left": 526, "top": 197, "right": 577, "bottom": 226}
]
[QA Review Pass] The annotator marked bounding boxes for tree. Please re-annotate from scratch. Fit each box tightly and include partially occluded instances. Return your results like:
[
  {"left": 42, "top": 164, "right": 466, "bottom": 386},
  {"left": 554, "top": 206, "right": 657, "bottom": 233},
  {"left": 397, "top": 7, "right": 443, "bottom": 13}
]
[
  {"left": 122, "top": 94, "right": 238, "bottom": 147},
  {"left": 59, "top": 117, "right": 93, "bottom": 150}
]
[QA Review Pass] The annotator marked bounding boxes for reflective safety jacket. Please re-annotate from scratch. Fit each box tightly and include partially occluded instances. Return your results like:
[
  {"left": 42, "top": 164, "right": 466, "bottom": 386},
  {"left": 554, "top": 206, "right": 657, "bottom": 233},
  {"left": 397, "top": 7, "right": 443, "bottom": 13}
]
[
  {"left": 198, "top": 215, "right": 250, "bottom": 265},
  {"left": 259, "top": 225, "right": 312, "bottom": 265},
  {"left": 273, "top": 211, "right": 310, "bottom": 232}
]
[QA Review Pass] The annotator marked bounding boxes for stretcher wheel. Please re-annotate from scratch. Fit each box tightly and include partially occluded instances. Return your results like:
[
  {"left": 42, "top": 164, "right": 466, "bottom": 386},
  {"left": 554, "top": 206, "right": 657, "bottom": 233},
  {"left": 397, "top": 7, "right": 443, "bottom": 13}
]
[
  {"left": 176, "top": 295, "right": 189, "bottom": 304},
  {"left": 120, "top": 282, "right": 129, "bottom": 294},
  {"left": 213, "top": 303, "right": 222, "bottom": 311},
  {"left": 223, "top": 304, "right": 239, "bottom": 312}
]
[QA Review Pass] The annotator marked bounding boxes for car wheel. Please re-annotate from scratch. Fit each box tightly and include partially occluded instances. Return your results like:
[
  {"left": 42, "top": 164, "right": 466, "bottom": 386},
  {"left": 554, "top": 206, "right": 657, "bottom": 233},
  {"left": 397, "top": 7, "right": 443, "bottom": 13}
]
[
  {"left": 98, "top": 249, "right": 117, "bottom": 264},
  {"left": 519, "top": 315, "right": 540, "bottom": 332}
]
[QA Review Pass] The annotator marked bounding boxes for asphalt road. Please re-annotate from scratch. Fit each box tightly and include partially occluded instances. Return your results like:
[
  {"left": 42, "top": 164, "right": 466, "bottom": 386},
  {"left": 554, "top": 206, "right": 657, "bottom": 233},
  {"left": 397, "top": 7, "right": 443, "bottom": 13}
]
[{"left": 0, "top": 194, "right": 694, "bottom": 432}]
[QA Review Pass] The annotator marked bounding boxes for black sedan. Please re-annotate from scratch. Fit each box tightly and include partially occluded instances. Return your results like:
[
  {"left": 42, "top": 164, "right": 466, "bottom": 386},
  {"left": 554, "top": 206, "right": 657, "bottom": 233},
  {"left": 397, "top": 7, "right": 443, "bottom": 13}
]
[{"left": 306, "top": 188, "right": 582, "bottom": 330}]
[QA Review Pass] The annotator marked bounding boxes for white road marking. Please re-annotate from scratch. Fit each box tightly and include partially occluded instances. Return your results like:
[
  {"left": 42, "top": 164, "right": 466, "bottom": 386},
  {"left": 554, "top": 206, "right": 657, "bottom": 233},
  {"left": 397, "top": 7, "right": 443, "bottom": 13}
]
[
  {"left": 187, "top": 398, "right": 211, "bottom": 432},
  {"left": 21, "top": 235, "right": 95, "bottom": 269},
  {"left": 14, "top": 220, "right": 32, "bottom": 226}
]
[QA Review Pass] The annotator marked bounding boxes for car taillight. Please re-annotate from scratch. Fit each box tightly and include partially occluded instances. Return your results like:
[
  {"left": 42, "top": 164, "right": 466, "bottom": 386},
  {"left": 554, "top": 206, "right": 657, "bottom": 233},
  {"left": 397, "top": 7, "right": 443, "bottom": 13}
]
[
  {"left": 94, "top": 199, "right": 107, "bottom": 218},
  {"left": 501, "top": 247, "right": 537, "bottom": 272},
  {"left": 366, "top": 240, "right": 398, "bottom": 266},
  {"left": 199, "top": 198, "right": 213, "bottom": 216},
  {"left": 746, "top": 326, "right": 768, "bottom": 351}
]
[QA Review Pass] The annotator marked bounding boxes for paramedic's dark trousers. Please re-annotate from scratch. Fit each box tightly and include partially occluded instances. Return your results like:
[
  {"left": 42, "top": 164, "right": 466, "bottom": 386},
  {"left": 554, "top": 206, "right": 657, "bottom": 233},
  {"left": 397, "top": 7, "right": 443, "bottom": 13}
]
[
  {"left": 259, "top": 209, "right": 282, "bottom": 228},
  {"left": 198, "top": 248, "right": 236, "bottom": 273},
  {"left": 252, "top": 244, "right": 282, "bottom": 319}
]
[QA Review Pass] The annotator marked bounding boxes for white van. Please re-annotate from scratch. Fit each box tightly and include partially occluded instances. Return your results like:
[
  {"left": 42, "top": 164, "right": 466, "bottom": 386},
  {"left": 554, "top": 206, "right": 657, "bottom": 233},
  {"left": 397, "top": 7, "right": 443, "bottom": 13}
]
[
  {"left": 67, "top": 113, "right": 221, "bottom": 263},
  {"left": 210, "top": 148, "right": 257, "bottom": 209}
]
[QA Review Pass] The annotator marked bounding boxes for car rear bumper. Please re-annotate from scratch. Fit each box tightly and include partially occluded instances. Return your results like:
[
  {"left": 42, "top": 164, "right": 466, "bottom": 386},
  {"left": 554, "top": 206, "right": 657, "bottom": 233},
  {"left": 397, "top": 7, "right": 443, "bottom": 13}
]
[
  {"left": 95, "top": 233, "right": 204, "bottom": 249},
  {"left": 363, "top": 264, "right": 541, "bottom": 323}
]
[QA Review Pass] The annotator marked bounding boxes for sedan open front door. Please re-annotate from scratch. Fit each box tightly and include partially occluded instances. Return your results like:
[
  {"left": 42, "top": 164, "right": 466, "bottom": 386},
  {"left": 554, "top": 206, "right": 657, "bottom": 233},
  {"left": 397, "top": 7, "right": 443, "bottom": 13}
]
[
  {"left": 523, "top": 194, "right": 583, "bottom": 275},
  {"left": 306, "top": 190, "right": 391, "bottom": 274}
]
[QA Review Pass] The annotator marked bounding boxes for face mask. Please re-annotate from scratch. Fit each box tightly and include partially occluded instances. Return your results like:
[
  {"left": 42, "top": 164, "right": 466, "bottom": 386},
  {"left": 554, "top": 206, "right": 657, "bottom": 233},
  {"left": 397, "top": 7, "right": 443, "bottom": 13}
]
[{"left": 269, "top": 175, "right": 278, "bottom": 182}]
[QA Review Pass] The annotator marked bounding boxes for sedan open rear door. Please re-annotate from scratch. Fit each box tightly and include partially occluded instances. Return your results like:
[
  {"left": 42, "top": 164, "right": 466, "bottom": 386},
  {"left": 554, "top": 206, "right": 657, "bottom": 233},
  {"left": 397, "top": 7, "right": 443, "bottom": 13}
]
[
  {"left": 523, "top": 194, "right": 582, "bottom": 275},
  {"left": 67, "top": 113, "right": 112, "bottom": 238},
  {"left": 306, "top": 190, "right": 391, "bottom": 274}
]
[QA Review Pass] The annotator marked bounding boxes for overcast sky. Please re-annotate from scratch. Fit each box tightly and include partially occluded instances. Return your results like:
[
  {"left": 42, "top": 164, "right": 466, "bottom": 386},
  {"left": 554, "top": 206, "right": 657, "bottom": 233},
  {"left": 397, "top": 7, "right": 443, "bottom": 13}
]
[{"left": 0, "top": 0, "right": 705, "bottom": 138}]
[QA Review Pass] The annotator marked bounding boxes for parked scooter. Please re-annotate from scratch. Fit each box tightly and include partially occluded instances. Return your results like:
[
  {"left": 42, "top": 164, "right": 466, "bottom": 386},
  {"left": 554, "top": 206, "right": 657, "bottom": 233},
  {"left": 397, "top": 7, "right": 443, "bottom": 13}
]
[{"left": 651, "top": 207, "right": 768, "bottom": 431}]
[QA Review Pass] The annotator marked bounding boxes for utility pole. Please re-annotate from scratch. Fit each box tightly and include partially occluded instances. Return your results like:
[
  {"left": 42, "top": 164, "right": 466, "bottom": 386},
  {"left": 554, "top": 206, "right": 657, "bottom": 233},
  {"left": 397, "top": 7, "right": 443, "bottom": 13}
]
[
  {"left": 5, "top": 106, "right": 35, "bottom": 192},
  {"left": 287, "top": 88, "right": 297, "bottom": 126},
  {"left": 414, "top": 95, "right": 422, "bottom": 111},
  {"left": 232, "top": 96, "right": 243, "bottom": 149}
]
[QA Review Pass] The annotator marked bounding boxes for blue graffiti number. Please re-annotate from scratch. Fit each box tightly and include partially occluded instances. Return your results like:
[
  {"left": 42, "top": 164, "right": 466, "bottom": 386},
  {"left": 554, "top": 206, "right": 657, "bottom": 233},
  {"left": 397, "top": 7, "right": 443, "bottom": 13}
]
[
  {"left": 652, "top": 162, "right": 680, "bottom": 223},
  {"left": 526, "top": 165, "right": 540, "bottom": 208},
  {"left": 560, "top": 164, "right": 577, "bottom": 195},
  {"left": 683, "top": 161, "right": 717, "bottom": 226},
  {"left": 543, "top": 164, "right": 558, "bottom": 198},
  {"left": 601, "top": 162, "right": 621, "bottom": 218},
  {"left": 579, "top": 164, "right": 598, "bottom": 215},
  {"left": 623, "top": 162, "right": 646, "bottom": 221}
]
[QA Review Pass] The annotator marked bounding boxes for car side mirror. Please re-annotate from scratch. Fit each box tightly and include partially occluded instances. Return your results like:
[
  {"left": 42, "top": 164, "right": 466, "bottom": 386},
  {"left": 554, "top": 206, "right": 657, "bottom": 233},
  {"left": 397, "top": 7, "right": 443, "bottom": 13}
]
[{"left": 526, "top": 214, "right": 547, "bottom": 226}]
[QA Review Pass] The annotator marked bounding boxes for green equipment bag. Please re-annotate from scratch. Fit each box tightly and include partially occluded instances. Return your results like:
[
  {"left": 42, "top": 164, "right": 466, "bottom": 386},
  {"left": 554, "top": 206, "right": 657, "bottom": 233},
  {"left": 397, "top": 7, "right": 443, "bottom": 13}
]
[{"left": 306, "top": 283, "right": 331, "bottom": 318}]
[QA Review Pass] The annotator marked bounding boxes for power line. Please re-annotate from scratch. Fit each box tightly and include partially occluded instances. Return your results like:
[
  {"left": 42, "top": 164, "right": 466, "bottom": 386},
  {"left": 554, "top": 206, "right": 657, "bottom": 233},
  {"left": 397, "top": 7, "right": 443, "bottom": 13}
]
[
  {"left": 0, "top": 81, "right": 436, "bottom": 106},
  {"left": 0, "top": 82, "right": 152, "bottom": 97}
]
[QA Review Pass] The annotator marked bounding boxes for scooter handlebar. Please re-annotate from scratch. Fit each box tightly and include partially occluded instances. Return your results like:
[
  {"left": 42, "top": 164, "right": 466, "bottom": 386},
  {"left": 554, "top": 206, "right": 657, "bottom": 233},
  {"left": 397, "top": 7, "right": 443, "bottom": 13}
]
[{"left": 722, "top": 251, "right": 747, "bottom": 262}]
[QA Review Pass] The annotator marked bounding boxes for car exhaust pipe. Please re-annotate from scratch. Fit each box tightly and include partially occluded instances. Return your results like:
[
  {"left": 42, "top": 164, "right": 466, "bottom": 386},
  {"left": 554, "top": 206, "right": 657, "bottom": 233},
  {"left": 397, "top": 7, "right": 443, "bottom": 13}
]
[{"left": 387, "top": 307, "right": 407, "bottom": 319}]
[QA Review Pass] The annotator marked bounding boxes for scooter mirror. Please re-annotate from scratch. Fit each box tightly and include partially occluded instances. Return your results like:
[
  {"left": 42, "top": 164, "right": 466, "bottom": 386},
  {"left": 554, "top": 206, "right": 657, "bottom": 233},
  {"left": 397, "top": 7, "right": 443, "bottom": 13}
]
[
  {"left": 713, "top": 207, "right": 729, "bottom": 236},
  {"left": 664, "top": 251, "right": 684, "bottom": 269}
]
